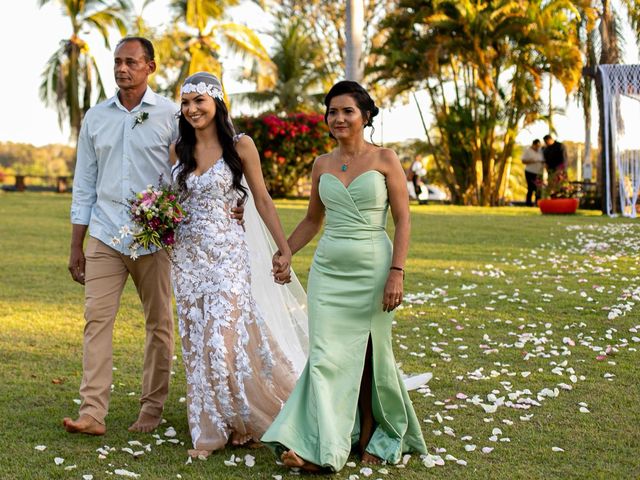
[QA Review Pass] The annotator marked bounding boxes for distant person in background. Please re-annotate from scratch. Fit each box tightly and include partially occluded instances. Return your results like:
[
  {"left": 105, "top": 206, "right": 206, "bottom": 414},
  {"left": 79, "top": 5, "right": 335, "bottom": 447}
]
[
  {"left": 522, "top": 139, "right": 544, "bottom": 206},
  {"left": 408, "top": 156, "right": 426, "bottom": 198},
  {"left": 542, "top": 134, "right": 568, "bottom": 174}
]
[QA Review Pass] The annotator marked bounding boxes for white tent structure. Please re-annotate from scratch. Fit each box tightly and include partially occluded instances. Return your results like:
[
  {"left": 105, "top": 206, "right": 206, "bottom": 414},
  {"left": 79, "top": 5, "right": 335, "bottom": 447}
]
[{"left": 598, "top": 64, "right": 640, "bottom": 217}]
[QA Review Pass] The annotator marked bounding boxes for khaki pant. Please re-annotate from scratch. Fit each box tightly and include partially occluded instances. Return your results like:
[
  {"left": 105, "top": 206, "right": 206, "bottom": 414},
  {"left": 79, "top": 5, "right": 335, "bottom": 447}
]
[{"left": 79, "top": 237, "right": 173, "bottom": 425}]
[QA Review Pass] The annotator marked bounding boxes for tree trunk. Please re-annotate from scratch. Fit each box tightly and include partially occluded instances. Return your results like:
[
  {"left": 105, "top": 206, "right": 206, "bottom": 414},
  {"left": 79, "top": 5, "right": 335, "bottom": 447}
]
[
  {"left": 596, "top": 0, "right": 620, "bottom": 213},
  {"left": 345, "top": 0, "right": 364, "bottom": 82}
]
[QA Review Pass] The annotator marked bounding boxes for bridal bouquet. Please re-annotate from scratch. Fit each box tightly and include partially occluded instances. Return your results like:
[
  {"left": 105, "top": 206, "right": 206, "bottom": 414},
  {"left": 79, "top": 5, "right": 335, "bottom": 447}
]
[{"left": 113, "top": 176, "right": 186, "bottom": 259}]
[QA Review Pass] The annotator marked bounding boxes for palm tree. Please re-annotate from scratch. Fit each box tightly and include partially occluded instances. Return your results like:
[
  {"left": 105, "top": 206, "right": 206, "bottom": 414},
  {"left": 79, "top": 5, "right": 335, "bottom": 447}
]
[
  {"left": 155, "top": 0, "right": 274, "bottom": 99},
  {"left": 232, "top": 16, "right": 334, "bottom": 113},
  {"left": 39, "top": 0, "right": 130, "bottom": 143}
]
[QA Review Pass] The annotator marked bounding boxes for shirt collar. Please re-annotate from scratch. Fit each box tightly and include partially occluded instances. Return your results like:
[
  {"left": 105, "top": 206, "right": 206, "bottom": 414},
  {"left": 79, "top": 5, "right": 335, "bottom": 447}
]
[{"left": 108, "top": 86, "right": 157, "bottom": 111}]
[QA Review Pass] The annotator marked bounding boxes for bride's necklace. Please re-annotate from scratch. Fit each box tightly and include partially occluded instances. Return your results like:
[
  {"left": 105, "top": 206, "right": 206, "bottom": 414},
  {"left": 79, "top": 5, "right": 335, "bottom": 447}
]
[{"left": 340, "top": 147, "right": 366, "bottom": 172}]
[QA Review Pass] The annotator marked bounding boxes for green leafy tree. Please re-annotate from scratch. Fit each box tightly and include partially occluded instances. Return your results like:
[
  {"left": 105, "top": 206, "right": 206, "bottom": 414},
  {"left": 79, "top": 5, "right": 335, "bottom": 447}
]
[
  {"left": 38, "top": 0, "right": 130, "bottom": 143},
  {"left": 232, "top": 16, "right": 334, "bottom": 114},
  {"left": 373, "top": 0, "right": 594, "bottom": 205}
]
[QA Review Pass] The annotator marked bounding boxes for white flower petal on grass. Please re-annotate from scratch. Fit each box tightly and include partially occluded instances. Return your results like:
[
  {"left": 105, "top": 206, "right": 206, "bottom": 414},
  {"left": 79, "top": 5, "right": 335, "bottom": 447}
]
[
  {"left": 422, "top": 455, "right": 436, "bottom": 468},
  {"left": 480, "top": 403, "right": 498, "bottom": 413},
  {"left": 83, "top": 475, "right": 94, "bottom": 480},
  {"left": 164, "top": 426, "right": 176, "bottom": 437},
  {"left": 244, "top": 454, "right": 255, "bottom": 467},
  {"left": 482, "top": 447, "right": 494, "bottom": 454},
  {"left": 73, "top": 399, "right": 81, "bottom": 405},
  {"left": 378, "top": 468, "right": 389, "bottom": 474},
  {"left": 359, "top": 467, "right": 373, "bottom": 477},
  {"left": 579, "top": 407, "right": 590, "bottom": 413},
  {"left": 54, "top": 457, "right": 64, "bottom": 465},
  {"left": 552, "top": 447, "right": 565, "bottom": 452},
  {"left": 346, "top": 461, "right": 357, "bottom": 468},
  {"left": 464, "top": 444, "right": 477, "bottom": 452},
  {"left": 64, "top": 465, "right": 77, "bottom": 471},
  {"left": 224, "top": 460, "right": 237, "bottom": 467},
  {"left": 114, "top": 469, "right": 140, "bottom": 478},
  {"left": 34, "top": 445, "right": 47, "bottom": 451},
  {"left": 457, "top": 459, "right": 468, "bottom": 466}
]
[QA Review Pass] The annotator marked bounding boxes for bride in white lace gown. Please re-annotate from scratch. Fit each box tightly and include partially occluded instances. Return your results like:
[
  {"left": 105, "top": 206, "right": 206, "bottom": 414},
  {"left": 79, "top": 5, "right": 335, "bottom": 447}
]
[{"left": 169, "top": 72, "right": 298, "bottom": 457}]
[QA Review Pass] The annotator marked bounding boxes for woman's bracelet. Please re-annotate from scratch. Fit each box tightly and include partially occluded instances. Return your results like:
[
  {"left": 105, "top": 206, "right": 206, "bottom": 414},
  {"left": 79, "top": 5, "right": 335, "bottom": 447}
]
[{"left": 390, "top": 266, "right": 405, "bottom": 278}]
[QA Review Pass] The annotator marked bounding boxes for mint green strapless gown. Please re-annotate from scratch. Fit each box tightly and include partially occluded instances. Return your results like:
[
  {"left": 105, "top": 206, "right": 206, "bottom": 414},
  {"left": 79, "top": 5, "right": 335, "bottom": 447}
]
[{"left": 262, "top": 170, "right": 427, "bottom": 471}]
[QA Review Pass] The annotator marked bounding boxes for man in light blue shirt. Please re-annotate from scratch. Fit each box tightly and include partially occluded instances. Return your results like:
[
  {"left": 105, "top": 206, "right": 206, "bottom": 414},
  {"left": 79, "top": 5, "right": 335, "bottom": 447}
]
[{"left": 63, "top": 36, "right": 243, "bottom": 436}]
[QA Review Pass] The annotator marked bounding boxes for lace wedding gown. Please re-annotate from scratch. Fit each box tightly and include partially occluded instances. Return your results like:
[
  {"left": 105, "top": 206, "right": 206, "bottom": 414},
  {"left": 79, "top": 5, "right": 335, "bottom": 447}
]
[{"left": 171, "top": 156, "right": 297, "bottom": 452}]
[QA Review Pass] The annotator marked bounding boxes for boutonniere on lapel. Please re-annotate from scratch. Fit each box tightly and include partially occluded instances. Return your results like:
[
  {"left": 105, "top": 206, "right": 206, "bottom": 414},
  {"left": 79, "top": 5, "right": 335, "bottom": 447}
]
[{"left": 132, "top": 111, "right": 149, "bottom": 129}]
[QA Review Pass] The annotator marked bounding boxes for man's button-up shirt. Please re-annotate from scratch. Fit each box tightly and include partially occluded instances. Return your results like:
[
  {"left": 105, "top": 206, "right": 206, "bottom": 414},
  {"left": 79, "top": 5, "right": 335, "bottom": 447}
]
[{"left": 71, "top": 87, "right": 179, "bottom": 256}]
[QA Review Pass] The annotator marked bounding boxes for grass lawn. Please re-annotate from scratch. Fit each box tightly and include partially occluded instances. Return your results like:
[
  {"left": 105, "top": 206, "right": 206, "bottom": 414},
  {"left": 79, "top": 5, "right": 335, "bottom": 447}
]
[{"left": 1, "top": 192, "right": 639, "bottom": 479}]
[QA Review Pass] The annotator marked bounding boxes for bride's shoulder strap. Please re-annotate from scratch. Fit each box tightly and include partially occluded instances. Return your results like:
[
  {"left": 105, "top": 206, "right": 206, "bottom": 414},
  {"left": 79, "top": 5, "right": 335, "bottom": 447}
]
[{"left": 233, "top": 132, "right": 245, "bottom": 144}]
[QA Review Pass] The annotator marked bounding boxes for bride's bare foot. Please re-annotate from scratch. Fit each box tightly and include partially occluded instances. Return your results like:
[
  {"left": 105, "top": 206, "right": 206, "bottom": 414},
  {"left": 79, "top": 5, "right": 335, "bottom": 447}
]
[
  {"left": 230, "top": 432, "right": 252, "bottom": 446},
  {"left": 62, "top": 414, "right": 106, "bottom": 435},
  {"left": 128, "top": 411, "right": 161, "bottom": 433},
  {"left": 281, "top": 450, "right": 321, "bottom": 472},
  {"left": 362, "top": 452, "right": 382, "bottom": 465},
  {"left": 188, "top": 449, "right": 213, "bottom": 459}
]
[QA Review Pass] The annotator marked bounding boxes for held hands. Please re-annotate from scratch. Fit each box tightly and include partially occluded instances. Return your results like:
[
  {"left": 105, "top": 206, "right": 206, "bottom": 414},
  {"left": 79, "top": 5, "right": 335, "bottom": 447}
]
[
  {"left": 272, "top": 251, "right": 292, "bottom": 285},
  {"left": 68, "top": 245, "right": 86, "bottom": 285},
  {"left": 382, "top": 269, "right": 404, "bottom": 312}
]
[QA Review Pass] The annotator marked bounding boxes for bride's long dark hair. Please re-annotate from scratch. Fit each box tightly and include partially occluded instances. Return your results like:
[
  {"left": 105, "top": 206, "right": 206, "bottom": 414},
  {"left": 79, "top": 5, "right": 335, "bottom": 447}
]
[{"left": 174, "top": 95, "right": 247, "bottom": 202}]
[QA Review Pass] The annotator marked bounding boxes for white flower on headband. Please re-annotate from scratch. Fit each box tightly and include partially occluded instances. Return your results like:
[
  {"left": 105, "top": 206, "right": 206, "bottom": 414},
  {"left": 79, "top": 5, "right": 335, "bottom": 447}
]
[{"left": 181, "top": 81, "right": 224, "bottom": 100}]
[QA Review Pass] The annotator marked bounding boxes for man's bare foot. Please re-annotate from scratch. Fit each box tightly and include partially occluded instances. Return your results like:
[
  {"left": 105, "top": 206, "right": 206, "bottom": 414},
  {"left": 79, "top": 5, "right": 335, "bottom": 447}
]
[
  {"left": 128, "top": 411, "right": 161, "bottom": 433},
  {"left": 62, "top": 415, "right": 106, "bottom": 435},
  {"left": 188, "top": 449, "right": 214, "bottom": 459},
  {"left": 281, "top": 450, "right": 321, "bottom": 472},
  {"left": 361, "top": 452, "right": 382, "bottom": 465}
]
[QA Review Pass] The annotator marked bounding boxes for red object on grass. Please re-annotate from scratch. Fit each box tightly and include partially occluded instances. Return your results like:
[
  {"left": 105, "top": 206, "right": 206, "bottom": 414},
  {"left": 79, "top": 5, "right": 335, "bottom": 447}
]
[{"left": 538, "top": 198, "right": 579, "bottom": 214}]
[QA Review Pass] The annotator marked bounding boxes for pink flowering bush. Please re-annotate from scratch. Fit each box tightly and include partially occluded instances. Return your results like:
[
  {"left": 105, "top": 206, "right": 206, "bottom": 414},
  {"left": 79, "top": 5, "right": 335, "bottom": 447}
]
[{"left": 235, "top": 112, "right": 333, "bottom": 197}]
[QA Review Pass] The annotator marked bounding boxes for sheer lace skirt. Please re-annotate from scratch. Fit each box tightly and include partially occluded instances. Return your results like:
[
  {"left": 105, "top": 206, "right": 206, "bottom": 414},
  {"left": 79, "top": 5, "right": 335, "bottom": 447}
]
[{"left": 172, "top": 217, "right": 297, "bottom": 451}]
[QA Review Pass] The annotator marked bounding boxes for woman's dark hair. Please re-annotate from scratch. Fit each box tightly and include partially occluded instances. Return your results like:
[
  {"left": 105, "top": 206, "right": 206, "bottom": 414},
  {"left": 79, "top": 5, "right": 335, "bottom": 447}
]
[
  {"left": 174, "top": 98, "right": 247, "bottom": 202},
  {"left": 323, "top": 80, "right": 380, "bottom": 139}
]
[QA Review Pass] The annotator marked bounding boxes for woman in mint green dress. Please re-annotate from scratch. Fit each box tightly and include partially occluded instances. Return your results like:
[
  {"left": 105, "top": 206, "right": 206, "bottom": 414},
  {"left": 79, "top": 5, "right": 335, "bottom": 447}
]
[{"left": 262, "top": 81, "right": 427, "bottom": 472}]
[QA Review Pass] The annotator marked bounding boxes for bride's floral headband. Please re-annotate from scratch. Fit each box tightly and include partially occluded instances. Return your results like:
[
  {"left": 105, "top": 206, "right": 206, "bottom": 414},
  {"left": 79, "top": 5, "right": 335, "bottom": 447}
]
[{"left": 180, "top": 72, "right": 224, "bottom": 101}]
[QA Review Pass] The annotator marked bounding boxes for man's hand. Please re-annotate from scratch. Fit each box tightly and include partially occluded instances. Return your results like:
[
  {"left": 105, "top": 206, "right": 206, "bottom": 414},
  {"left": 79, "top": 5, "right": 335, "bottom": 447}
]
[
  {"left": 231, "top": 199, "right": 245, "bottom": 228},
  {"left": 68, "top": 245, "right": 86, "bottom": 285}
]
